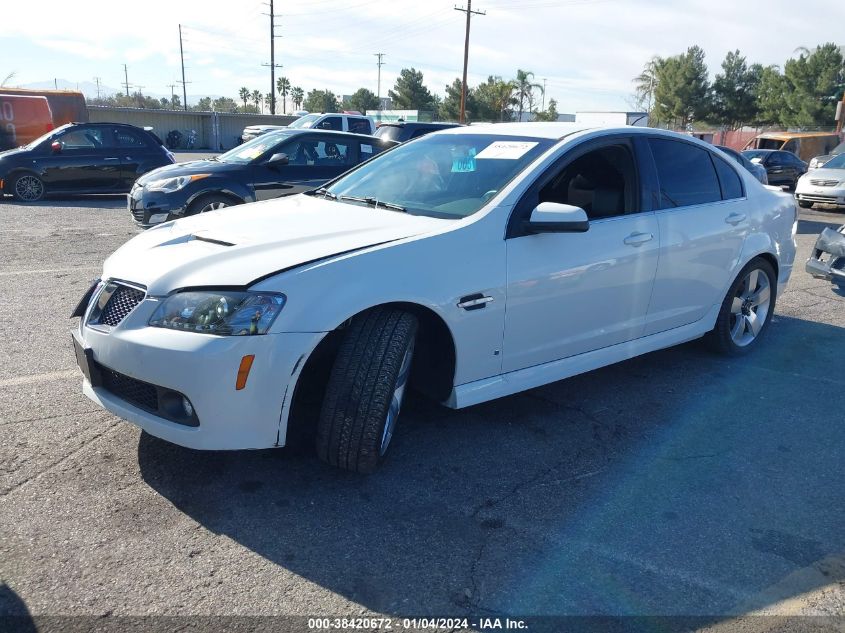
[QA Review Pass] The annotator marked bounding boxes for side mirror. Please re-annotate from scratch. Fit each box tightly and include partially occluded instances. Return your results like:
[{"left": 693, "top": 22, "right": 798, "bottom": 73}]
[
  {"left": 525, "top": 202, "right": 589, "bottom": 233},
  {"left": 267, "top": 152, "right": 289, "bottom": 166},
  {"left": 51, "top": 141, "right": 63, "bottom": 153}
]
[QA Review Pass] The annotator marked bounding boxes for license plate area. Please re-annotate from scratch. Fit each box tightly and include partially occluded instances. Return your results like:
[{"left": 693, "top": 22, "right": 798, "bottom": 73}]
[{"left": 72, "top": 331, "right": 102, "bottom": 387}]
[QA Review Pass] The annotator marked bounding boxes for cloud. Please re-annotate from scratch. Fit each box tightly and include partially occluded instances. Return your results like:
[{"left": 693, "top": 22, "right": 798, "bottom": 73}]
[{"left": 32, "top": 38, "right": 111, "bottom": 60}]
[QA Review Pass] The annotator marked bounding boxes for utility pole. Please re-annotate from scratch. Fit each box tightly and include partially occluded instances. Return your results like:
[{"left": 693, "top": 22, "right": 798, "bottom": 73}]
[
  {"left": 179, "top": 25, "right": 189, "bottom": 111},
  {"left": 541, "top": 78, "right": 547, "bottom": 111},
  {"left": 167, "top": 83, "right": 177, "bottom": 105},
  {"left": 454, "top": 1, "right": 485, "bottom": 124},
  {"left": 374, "top": 53, "right": 385, "bottom": 110},
  {"left": 261, "top": 0, "right": 283, "bottom": 114},
  {"left": 122, "top": 64, "right": 130, "bottom": 97},
  {"left": 93, "top": 77, "right": 102, "bottom": 100}
]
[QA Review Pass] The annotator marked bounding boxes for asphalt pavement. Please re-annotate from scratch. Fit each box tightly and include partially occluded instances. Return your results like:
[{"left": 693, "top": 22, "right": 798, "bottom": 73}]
[{"left": 0, "top": 196, "right": 843, "bottom": 630}]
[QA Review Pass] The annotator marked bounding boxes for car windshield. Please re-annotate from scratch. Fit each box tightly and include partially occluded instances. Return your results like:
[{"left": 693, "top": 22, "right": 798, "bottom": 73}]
[
  {"left": 823, "top": 153, "right": 845, "bottom": 169},
  {"left": 322, "top": 133, "right": 554, "bottom": 219},
  {"left": 24, "top": 124, "right": 71, "bottom": 149},
  {"left": 288, "top": 114, "right": 321, "bottom": 129},
  {"left": 217, "top": 131, "right": 291, "bottom": 164}
]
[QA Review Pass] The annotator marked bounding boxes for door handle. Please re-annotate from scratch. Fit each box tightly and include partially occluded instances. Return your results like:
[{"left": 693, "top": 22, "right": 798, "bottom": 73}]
[
  {"left": 457, "top": 293, "right": 493, "bottom": 310},
  {"left": 725, "top": 212, "right": 746, "bottom": 225},
  {"left": 623, "top": 232, "right": 654, "bottom": 246}
]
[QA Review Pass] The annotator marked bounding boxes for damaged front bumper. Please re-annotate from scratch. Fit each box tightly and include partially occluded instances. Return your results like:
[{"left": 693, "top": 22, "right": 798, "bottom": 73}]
[{"left": 806, "top": 226, "right": 845, "bottom": 284}]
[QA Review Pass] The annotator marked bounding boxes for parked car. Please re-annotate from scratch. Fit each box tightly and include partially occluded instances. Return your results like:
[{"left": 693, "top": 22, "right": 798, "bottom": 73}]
[
  {"left": 0, "top": 93, "right": 54, "bottom": 150},
  {"left": 129, "top": 129, "right": 396, "bottom": 226},
  {"left": 374, "top": 121, "right": 463, "bottom": 143},
  {"left": 742, "top": 149, "right": 807, "bottom": 189},
  {"left": 288, "top": 113, "right": 374, "bottom": 135},
  {"left": 806, "top": 224, "right": 845, "bottom": 288},
  {"left": 716, "top": 145, "right": 768, "bottom": 184},
  {"left": 794, "top": 152, "right": 845, "bottom": 209},
  {"left": 808, "top": 140, "right": 845, "bottom": 170},
  {"left": 744, "top": 132, "right": 840, "bottom": 163},
  {"left": 241, "top": 124, "right": 286, "bottom": 143},
  {"left": 73, "top": 123, "right": 796, "bottom": 473},
  {"left": 0, "top": 122, "right": 175, "bottom": 202}
]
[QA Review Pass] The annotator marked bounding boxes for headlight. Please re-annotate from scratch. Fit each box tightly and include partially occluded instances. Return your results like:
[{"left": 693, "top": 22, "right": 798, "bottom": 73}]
[
  {"left": 145, "top": 174, "right": 210, "bottom": 193},
  {"left": 149, "top": 291, "right": 285, "bottom": 335},
  {"left": 809, "top": 158, "right": 818, "bottom": 169}
]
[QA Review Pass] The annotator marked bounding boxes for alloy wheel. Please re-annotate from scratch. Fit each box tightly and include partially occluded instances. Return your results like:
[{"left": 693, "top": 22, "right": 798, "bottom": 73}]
[
  {"left": 380, "top": 338, "right": 415, "bottom": 456},
  {"left": 729, "top": 268, "right": 771, "bottom": 347},
  {"left": 15, "top": 175, "right": 44, "bottom": 202}
]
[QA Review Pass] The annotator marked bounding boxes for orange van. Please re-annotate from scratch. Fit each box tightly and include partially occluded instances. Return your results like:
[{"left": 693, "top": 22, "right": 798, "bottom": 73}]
[
  {"left": 744, "top": 132, "right": 841, "bottom": 163},
  {"left": 0, "top": 94, "right": 54, "bottom": 150}
]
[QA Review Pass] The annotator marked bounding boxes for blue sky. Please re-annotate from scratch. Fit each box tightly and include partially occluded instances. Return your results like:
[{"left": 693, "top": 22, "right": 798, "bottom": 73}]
[{"left": 1, "top": 0, "right": 843, "bottom": 113}]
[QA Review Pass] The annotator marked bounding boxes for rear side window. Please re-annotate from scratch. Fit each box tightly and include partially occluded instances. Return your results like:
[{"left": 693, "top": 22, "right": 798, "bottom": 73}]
[
  {"left": 649, "top": 138, "right": 721, "bottom": 208},
  {"left": 115, "top": 128, "right": 149, "bottom": 148},
  {"left": 316, "top": 117, "right": 342, "bottom": 131},
  {"left": 348, "top": 118, "right": 371, "bottom": 134},
  {"left": 374, "top": 126, "right": 402, "bottom": 142},
  {"left": 712, "top": 155, "right": 744, "bottom": 200}
]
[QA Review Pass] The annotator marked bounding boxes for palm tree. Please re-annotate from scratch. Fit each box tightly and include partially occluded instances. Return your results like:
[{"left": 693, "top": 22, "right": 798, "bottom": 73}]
[
  {"left": 276, "top": 77, "right": 291, "bottom": 114},
  {"left": 251, "top": 89, "right": 262, "bottom": 112},
  {"left": 494, "top": 79, "right": 517, "bottom": 122},
  {"left": 291, "top": 86, "right": 304, "bottom": 111},
  {"left": 265, "top": 92, "right": 273, "bottom": 114},
  {"left": 514, "top": 69, "right": 543, "bottom": 122},
  {"left": 238, "top": 87, "right": 250, "bottom": 110},
  {"left": 633, "top": 56, "right": 663, "bottom": 113}
]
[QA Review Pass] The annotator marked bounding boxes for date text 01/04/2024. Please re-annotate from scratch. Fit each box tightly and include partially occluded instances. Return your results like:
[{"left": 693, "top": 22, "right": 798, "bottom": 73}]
[{"left": 306, "top": 617, "right": 528, "bottom": 630}]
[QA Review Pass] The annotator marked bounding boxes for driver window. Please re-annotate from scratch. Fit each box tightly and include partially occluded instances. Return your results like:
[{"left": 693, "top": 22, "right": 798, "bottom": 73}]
[
  {"left": 60, "top": 128, "right": 106, "bottom": 149},
  {"left": 539, "top": 144, "right": 636, "bottom": 220}
]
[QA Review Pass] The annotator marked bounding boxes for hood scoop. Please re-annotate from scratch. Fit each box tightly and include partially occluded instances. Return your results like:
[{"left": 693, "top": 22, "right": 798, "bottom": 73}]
[{"left": 190, "top": 233, "right": 236, "bottom": 247}]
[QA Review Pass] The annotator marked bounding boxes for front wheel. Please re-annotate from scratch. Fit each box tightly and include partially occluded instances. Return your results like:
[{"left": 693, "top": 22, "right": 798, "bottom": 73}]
[
  {"left": 12, "top": 173, "right": 45, "bottom": 202},
  {"left": 187, "top": 194, "right": 238, "bottom": 215},
  {"left": 316, "top": 307, "right": 418, "bottom": 473},
  {"left": 707, "top": 257, "right": 776, "bottom": 356}
]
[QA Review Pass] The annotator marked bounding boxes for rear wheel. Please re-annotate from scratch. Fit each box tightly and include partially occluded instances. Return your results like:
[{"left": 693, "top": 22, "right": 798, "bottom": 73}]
[
  {"left": 187, "top": 194, "right": 238, "bottom": 215},
  {"left": 707, "top": 257, "right": 776, "bottom": 356},
  {"left": 12, "top": 173, "right": 44, "bottom": 202},
  {"left": 316, "top": 307, "right": 418, "bottom": 473}
]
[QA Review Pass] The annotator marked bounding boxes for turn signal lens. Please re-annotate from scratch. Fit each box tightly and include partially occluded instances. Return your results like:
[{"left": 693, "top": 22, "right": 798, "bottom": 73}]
[{"left": 236, "top": 355, "right": 255, "bottom": 390}]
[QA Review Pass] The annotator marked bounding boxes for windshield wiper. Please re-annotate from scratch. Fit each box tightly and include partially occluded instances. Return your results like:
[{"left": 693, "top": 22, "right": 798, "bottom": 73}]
[
  {"left": 307, "top": 187, "right": 337, "bottom": 200},
  {"left": 339, "top": 195, "right": 406, "bottom": 213}
]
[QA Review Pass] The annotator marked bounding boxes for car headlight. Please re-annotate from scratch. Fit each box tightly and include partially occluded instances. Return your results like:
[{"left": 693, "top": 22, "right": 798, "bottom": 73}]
[
  {"left": 145, "top": 174, "right": 210, "bottom": 193},
  {"left": 149, "top": 291, "right": 285, "bottom": 335},
  {"left": 809, "top": 158, "right": 818, "bottom": 169}
]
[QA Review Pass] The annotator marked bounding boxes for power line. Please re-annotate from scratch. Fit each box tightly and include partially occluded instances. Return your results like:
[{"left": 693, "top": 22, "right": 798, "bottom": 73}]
[{"left": 455, "top": 0, "right": 485, "bottom": 124}]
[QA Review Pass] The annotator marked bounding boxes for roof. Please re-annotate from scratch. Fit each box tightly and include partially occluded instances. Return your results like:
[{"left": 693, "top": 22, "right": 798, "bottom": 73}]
[{"left": 755, "top": 131, "right": 840, "bottom": 140}]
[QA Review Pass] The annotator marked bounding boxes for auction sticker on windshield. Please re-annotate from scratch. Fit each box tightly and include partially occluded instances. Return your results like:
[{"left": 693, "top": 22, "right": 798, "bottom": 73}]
[{"left": 476, "top": 141, "right": 538, "bottom": 160}]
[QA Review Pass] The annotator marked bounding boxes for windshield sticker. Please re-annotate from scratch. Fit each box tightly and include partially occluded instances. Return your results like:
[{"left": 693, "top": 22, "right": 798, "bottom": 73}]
[
  {"left": 361, "top": 144, "right": 372, "bottom": 153},
  {"left": 451, "top": 147, "right": 477, "bottom": 173},
  {"left": 476, "top": 141, "right": 538, "bottom": 160},
  {"left": 235, "top": 144, "right": 269, "bottom": 160}
]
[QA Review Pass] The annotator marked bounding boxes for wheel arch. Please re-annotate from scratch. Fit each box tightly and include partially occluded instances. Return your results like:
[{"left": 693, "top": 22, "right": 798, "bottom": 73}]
[
  {"left": 3, "top": 168, "right": 43, "bottom": 194},
  {"left": 185, "top": 188, "right": 246, "bottom": 213},
  {"left": 285, "top": 301, "right": 457, "bottom": 446}
]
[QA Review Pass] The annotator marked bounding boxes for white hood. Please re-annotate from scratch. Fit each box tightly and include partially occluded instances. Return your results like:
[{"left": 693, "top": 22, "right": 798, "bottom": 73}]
[
  {"left": 103, "top": 195, "right": 447, "bottom": 295},
  {"left": 803, "top": 167, "right": 844, "bottom": 182}
]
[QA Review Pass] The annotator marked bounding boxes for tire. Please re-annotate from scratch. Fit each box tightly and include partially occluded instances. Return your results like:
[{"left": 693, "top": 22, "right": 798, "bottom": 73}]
[
  {"left": 187, "top": 194, "right": 238, "bottom": 215},
  {"left": 12, "top": 173, "right": 45, "bottom": 202},
  {"left": 316, "top": 307, "right": 418, "bottom": 473},
  {"left": 798, "top": 200, "right": 813, "bottom": 209},
  {"left": 707, "top": 257, "right": 777, "bottom": 356}
]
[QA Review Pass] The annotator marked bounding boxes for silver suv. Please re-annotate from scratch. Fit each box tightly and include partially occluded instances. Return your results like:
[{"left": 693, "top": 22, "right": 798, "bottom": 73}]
[{"left": 288, "top": 113, "right": 374, "bottom": 135}]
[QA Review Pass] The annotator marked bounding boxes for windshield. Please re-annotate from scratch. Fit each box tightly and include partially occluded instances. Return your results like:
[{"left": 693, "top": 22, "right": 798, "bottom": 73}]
[
  {"left": 217, "top": 131, "right": 290, "bottom": 164},
  {"left": 323, "top": 133, "right": 554, "bottom": 219},
  {"left": 288, "top": 114, "right": 320, "bottom": 129},
  {"left": 824, "top": 153, "right": 845, "bottom": 169},
  {"left": 24, "top": 124, "right": 71, "bottom": 149}
]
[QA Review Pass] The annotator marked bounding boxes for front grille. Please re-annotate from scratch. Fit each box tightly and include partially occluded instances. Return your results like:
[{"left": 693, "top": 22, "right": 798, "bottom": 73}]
[
  {"left": 100, "top": 366, "right": 159, "bottom": 412},
  {"left": 100, "top": 285, "right": 145, "bottom": 327},
  {"left": 810, "top": 179, "right": 840, "bottom": 187},
  {"left": 131, "top": 206, "right": 146, "bottom": 222},
  {"left": 799, "top": 194, "right": 839, "bottom": 203}
]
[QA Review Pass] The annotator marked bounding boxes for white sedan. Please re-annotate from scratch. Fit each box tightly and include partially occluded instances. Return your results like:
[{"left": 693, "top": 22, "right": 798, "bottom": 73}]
[
  {"left": 72, "top": 123, "right": 797, "bottom": 473},
  {"left": 795, "top": 152, "right": 845, "bottom": 209}
]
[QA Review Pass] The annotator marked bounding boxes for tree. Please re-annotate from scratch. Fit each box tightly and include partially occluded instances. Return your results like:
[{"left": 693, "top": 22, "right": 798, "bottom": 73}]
[
  {"left": 276, "top": 76, "right": 291, "bottom": 114},
  {"left": 193, "top": 96, "right": 213, "bottom": 111},
  {"left": 474, "top": 76, "right": 517, "bottom": 122},
  {"left": 653, "top": 45, "right": 711, "bottom": 128},
  {"left": 756, "top": 65, "right": 789, "bottom": 125},
  {"left": 633, "top": 56, "right": 663, "bottom": 115},
  {"left": 533, "top": 98, "right": 559, "bottom": 122},
  {"left": 781, "top": 43, "right": 844, "bottom": 127},
  {"left": 439, "top": 78, "right": 469, "bottom": 121},
  {"left": 265, "top": 92, "right": 273, "bottom": 113},
  {"left": 212, "top": 96, "right": 239, "bottom": 113},
  {"left": 251, "top": 90, "right": 262, "bottom": 111},
  {"left": 291, "top": 86, "right": 304, "bottom": 110},
  {"left": 388, "top": 68, "right": 437, "bottom": 111},
  {"left": 514, "top": 69, "right": 543, "bottom": 121},
  {"left": 238, "top": 87, "right": 250, "bottom": 109},
  {"left": 347, "top": 87, "right": 379, "bottom": 114},
  {"left": 302, "top": 89, "right": 340, "bottom": 113},
  {"left": 712, "top": 50, "right": 762, "bottom": 129}
]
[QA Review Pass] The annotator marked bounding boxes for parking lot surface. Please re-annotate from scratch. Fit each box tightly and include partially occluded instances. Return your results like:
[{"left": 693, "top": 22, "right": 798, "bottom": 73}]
[{"left": 1, "top": 195, "right": 844, "bottom": 627}]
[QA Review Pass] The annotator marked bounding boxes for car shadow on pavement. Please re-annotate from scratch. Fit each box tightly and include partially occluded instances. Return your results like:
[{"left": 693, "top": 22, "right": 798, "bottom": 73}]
[
  {"left": 0, "top": 194, "right": 126, "bottom": 210},
  {"left": 138, "top": 315, "right": 845, "bottom": 620}
]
